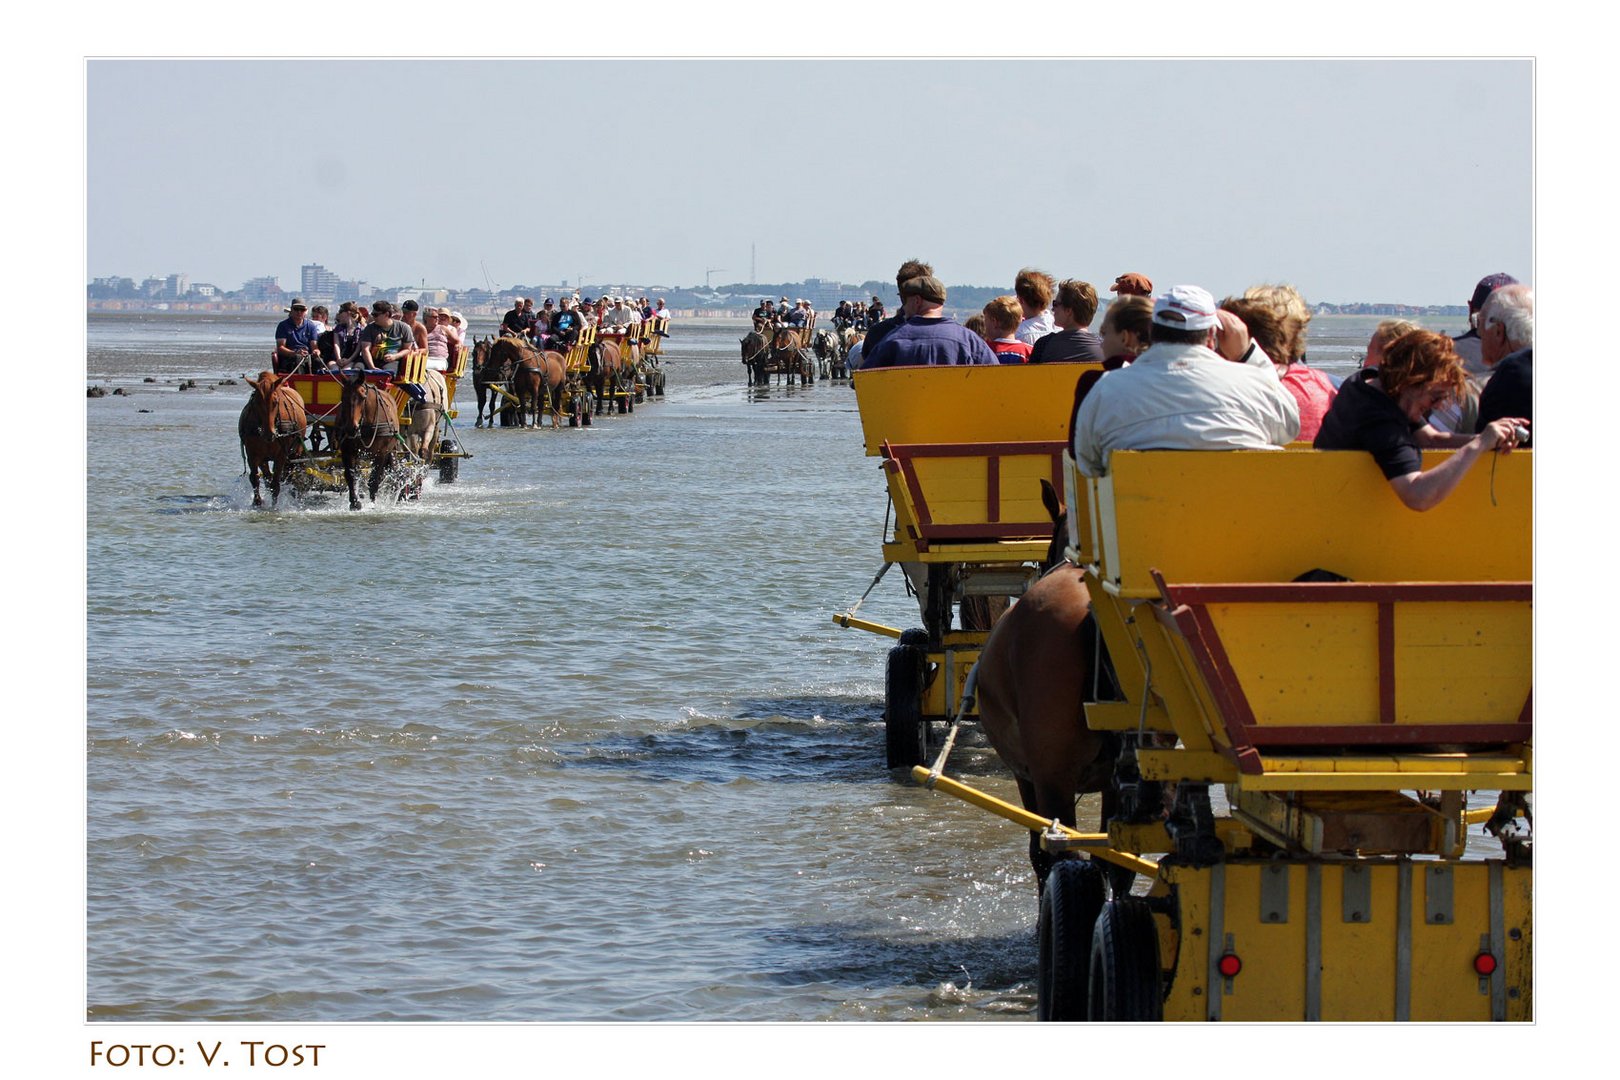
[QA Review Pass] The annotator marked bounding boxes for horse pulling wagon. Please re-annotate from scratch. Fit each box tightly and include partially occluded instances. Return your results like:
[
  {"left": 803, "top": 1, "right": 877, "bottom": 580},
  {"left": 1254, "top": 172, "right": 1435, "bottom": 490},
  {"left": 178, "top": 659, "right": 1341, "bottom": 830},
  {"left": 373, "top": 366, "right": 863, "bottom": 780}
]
[
  {"left": 846, "top": 365, "right": 1533, "bottom": 1021},
  {"left": 473, "top": 318, "right": 670, "bottom": 428},
  {"left": 835, "top": 363, "right": 1096, "bottom": 768},
  {"left": 241, "top": 347, "right": 471, "bottom": 509},
  {"left": 742, "top": 313, "right": 824, "bottom": 386}
]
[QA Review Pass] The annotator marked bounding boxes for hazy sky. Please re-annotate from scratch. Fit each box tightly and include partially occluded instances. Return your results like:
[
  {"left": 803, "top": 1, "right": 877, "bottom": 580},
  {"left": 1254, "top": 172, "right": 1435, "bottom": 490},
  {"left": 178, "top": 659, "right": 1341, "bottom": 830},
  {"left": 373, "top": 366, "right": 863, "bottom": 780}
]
[{"left": 87, "top": 57, "right": 1531, "bottom": 305}]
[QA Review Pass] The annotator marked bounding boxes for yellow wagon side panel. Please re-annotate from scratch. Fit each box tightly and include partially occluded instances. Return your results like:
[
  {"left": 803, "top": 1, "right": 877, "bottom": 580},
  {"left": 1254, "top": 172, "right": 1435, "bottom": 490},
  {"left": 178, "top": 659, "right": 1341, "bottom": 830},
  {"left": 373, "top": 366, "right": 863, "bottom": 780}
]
[
  {"left": 1164, "top": 861, "right": 1528, "bottom": 1021},
  {"left": 1093, "top": 450, "right": 1530, "bottom": 598},
  {"left": 1216, "top": 864, "right": 1309, "bottom": 1021},
  {"left": 1212, "top": 603, "right": 1381, "bottom": 727},
  {"left": 854, "top": 363, "right": 1098, "bottom": 454},
  {"left": 1395, "top": 602, "right": 1533, "bottom": 725},
  {"left": 1316, "top": 863, "right": 1399, "bottom": 1021}
]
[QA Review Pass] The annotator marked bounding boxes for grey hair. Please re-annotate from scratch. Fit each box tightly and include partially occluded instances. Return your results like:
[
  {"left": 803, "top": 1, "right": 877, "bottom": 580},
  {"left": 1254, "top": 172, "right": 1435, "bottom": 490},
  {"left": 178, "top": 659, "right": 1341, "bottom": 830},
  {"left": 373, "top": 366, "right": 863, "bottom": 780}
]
[{"left": 1481, "top": 283, "right": 1533, "bottom": 349}]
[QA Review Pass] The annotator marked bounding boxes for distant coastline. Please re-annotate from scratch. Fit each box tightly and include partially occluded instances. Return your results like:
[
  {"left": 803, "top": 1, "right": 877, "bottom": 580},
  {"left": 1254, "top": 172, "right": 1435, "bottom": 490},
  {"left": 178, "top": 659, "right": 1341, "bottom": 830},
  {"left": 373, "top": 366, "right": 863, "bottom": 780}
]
[{"left": 86, "top": 300, "right": 1469, "bottom": 320}]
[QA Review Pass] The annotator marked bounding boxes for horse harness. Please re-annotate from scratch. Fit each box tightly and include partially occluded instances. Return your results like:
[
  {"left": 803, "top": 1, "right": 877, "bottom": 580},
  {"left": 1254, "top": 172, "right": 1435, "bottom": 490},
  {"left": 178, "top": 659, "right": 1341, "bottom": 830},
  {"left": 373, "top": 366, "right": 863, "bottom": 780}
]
[{"left": 340, "top": 381, "right": 400, "bottom": 443}]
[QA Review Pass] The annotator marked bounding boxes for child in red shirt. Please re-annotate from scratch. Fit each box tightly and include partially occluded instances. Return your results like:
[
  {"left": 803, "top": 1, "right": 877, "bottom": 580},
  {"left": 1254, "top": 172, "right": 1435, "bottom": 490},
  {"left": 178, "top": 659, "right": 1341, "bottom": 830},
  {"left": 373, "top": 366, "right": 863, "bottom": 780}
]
[{"left": 984, "top": 296, "right": 1031, "bottom": 363}]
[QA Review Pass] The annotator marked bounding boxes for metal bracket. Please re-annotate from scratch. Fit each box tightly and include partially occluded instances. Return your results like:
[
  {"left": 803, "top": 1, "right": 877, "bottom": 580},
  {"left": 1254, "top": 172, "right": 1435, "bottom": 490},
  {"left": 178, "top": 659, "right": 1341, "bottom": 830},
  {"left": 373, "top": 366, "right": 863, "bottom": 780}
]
[
  {"left": 1260, "top": 863, "right": 1290, "bottom": 924},
  {"left": 1424, "top": 863, "right": 1455, "bottom": 925},
  {"left": 1342, "top": 863, "right": 1373, "bottom": 924}
]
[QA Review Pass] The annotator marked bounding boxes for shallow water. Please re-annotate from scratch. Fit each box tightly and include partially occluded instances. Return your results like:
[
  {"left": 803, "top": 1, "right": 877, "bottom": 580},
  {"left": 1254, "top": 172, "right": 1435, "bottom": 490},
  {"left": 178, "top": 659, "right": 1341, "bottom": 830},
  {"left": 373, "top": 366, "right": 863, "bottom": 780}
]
[{"left": 85, "top": 310, "right": 1483, "bottom": 1021}]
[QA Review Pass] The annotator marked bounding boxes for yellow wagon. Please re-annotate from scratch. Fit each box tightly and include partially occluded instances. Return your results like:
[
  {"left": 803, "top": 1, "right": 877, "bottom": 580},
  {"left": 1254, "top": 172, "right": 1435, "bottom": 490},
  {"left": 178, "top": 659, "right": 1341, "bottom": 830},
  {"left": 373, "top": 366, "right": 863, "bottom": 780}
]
[
  {"left": 915, "top": 446, "right": 1532, "bottom": 1020},
  {"left": 283, "top": 350, "right": 471, "bottom": 492},
  {"left": 839, "top": 363, "right": 1102, "bottom": 766}
]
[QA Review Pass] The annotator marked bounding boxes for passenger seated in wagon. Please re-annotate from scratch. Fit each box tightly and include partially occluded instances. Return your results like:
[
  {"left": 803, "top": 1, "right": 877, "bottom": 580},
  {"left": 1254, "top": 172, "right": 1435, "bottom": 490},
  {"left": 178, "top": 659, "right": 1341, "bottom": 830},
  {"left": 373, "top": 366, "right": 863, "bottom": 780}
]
[
  {"left": 273, "top": 298, "right": 321, "bottom": 374},
  {"left": 356, "top": 301, "right": 418, "bottom": 373},
  {"left": 549, "top": 296, "right": 586, "bottom": 352},
  {"left": 1071, "top": 285, "right": 1299, "bottom": 476},
  {"left": 317, "top": 303, "right": 364, "bottom": 371},
  {"left": 1313, "top": 328, "right": 1527, "bottom": 511}
]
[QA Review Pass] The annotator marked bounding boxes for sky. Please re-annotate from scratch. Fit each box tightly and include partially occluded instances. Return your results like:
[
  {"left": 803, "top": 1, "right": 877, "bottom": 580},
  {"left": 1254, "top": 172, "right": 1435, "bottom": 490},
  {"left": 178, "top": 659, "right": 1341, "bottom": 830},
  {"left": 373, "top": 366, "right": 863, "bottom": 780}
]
[{"left": 86, "top": 57, "right": 1532, "bottom": 306}]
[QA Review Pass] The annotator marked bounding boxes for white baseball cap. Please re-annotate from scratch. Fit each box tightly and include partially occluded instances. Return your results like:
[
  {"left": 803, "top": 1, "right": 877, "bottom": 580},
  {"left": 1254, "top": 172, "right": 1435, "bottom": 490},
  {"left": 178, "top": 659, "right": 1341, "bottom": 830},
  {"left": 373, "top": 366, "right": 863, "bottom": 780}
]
[{"left": 1152, "top": 285, "right": 1220, "bottom": 331}]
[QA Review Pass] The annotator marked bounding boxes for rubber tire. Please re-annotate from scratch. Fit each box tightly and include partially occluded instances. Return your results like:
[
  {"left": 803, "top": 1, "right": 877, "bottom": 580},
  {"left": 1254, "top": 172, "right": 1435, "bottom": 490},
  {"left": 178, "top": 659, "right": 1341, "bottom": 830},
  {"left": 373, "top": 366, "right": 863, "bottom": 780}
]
[
  {"left": 438, "top": 453, "right": 459, "bottom": 484},
  {"left": 1037, "top": 859, "right": 1105, "bottom": 1021},
  {"left": 897, "top": 628, "right": 929, "bottom": 647},
  {"left": 1086, "top": 898, "right": 1163, "bottom": 1021},
  {"left": 885, "top": 642, "right": 927, "bottom": 769}
]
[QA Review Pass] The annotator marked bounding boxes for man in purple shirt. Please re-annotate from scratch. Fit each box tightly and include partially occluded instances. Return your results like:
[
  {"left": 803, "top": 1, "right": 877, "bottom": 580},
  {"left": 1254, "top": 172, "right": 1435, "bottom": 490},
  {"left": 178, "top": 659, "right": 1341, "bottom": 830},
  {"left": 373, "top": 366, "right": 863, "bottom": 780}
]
[
  {"left": 274, "top": 298, "right": 322, "bottom": 373},
  {"left": 861, "top": 275, "right": 998, "bottom": 368}
]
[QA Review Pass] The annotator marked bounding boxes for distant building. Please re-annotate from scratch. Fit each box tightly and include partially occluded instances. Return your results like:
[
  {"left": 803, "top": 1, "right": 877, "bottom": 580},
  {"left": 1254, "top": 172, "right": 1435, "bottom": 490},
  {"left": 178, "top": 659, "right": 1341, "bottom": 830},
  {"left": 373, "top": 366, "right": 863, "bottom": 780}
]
[
  {"left": 394, "top": 287, "right": 451, "bottom": 306},
  {"left": 301, "top": 263, "right": 344, "bottom": 302},
  {"left": 799, "top": 278, "right": 858, "bottom": 309},
  {"left": 240, "top": 276, "right": 284, "bottom": 302}
]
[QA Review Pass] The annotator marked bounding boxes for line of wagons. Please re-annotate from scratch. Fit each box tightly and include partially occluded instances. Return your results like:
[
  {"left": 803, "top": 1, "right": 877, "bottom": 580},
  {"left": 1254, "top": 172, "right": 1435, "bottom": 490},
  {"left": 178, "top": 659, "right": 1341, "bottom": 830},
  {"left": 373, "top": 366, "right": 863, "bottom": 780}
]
[
  {"left": 741, "top": 312, "right": 859, "bottom": 386},
  {"left": 836, "top": 363, "right": 1532, "bottom": 1022},
  {"left": 472, "top": 318, "right": 671, "bottom": 428},
  {"left": 237, "top": 318, "right": 671, "bottom": 510}
]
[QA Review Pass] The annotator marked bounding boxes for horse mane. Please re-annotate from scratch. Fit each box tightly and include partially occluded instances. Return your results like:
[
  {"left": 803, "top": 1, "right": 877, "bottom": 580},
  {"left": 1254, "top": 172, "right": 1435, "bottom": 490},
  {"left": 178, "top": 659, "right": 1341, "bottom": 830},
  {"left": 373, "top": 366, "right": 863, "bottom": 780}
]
[{"left": 489, "top": 336, "right": 535, "bottom": 366}]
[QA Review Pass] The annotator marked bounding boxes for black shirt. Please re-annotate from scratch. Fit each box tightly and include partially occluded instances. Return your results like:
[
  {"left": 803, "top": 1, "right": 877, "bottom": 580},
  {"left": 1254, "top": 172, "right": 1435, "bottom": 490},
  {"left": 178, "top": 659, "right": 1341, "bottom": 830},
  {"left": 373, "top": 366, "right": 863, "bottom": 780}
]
[
  {"left": 1313, "top": 369, "right": 1423, "bottom": 479},
  {"left": 1030, "top": 327, "right": 1105, "bottom": 364},
  {"left": 1475, "top": 347, "right": 1532, "bottom": 443},
  {"left": 863, "top": 312, "right": 906, "bottom": 356}
]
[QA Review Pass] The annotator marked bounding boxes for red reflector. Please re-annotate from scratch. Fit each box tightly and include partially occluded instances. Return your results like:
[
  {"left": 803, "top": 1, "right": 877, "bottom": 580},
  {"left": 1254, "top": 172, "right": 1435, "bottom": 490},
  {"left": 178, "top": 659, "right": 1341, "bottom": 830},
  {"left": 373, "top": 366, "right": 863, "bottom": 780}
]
[
  {"left": 1218, "top": 953, "right": 1242, "bottom": 978},
  {"left": 1474, "top": 952, "right": 1498, "bottom": 976}
]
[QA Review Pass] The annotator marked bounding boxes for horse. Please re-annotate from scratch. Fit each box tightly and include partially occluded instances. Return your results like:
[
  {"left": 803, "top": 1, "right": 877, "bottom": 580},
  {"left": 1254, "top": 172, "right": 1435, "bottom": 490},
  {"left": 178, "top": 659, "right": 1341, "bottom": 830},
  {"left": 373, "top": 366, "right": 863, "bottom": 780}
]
[
  {"left": 841, "top": 327, "right": 861, "bottom": 360},
  {"left": 740, "top": 330, "right": 769, "bottom": 387},
  {"left": 483, "top": 335, "right": 543, "bottom": 428},
  {"left": 334, "top": 371, "right": 400, "bottom": 511},
  {"left": 812, "top": 327, "right": 845, "bottom": 380},
  {"left": 471, "top": 337, "right": 511, "bottom": 428},
  {"left": 237, "top": 370, "right": 308, "bottom": 508},
  {"left": 581, "top": 338, "right": 626, "bottom": 416},
  {"left": 405, "top": 368, "right": 448, "bottom": 462},
  {"left": 973, "top": 479, "right": 1126, "bottom": 895},
  {"left": 770, "top": 326, "right": 813, "bottom": 385},
  {"left": 511, "top": 346, "right": 567, "bottom": 428},
  {"left": 600, "top": 336, "right": 638, "bottom": 414}
]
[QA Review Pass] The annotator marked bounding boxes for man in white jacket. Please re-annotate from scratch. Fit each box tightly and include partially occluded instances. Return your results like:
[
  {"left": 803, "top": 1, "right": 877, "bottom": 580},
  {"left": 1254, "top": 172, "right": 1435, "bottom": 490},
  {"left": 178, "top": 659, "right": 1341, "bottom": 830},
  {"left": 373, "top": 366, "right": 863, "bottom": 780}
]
[{"left": 1072, "top": 285, "right": 1300, "bottom": 477}]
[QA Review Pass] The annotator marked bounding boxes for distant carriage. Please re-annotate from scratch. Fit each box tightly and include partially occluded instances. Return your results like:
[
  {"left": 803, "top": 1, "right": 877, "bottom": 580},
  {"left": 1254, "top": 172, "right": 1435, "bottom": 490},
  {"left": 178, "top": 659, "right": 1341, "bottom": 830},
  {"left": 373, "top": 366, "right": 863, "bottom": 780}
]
[
  {"left": 747, "top": 312, "right": 819, "bottom": 386},
  {"left": 474, "top": 317, "right": 669, "bottom": 429},
  {"left": 636, "top": 316, "right": 670, "bottom": 396}
]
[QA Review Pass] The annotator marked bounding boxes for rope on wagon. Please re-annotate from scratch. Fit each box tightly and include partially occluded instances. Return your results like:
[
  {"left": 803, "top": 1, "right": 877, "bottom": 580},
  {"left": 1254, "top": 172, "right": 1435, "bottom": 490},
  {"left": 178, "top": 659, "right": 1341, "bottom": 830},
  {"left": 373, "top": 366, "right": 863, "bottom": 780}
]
[
  {"left": 839, "top": 561, "right": 892, "bottom": 620},
  {"left": 927, "top": 659, "right": 980, "bottom": 781}
]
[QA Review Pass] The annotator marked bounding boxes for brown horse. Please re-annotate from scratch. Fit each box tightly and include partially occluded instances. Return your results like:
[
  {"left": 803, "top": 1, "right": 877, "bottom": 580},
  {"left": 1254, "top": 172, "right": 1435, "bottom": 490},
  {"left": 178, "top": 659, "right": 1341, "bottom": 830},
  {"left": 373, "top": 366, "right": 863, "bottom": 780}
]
[
  {"left": 590, "top": 338, "right": 631, "bottom": 416},
  {"left": 474, "top": 336, "right": 520, "bottom": 428},
  {"left": 740, "top": 330, "right": 769, "bottom": 386},
  {"left": 974, "top": 480, "right": 1124, "bottom": 893},
  {"left": 334, "top": 372, "right": 400, "bottom": 510},
  {"left": 238, "top": 370, "right": 308, "bottom": 508},
  {"left": 769, "top": 326, "right": 813, "bottom": 385},
  {"left": 512, "top": 346, "right": 567, "bottom": 428},
  {"left": 471, "top": 337, "right": 496, "bottom": 427}
]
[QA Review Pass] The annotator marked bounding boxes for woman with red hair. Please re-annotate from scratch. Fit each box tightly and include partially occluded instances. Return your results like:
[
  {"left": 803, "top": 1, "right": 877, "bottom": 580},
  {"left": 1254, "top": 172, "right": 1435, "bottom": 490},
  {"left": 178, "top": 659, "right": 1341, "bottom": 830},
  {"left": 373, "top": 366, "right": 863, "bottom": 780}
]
[{"left": 1314, "top": 329, "right": 1526, "bottom": 511}]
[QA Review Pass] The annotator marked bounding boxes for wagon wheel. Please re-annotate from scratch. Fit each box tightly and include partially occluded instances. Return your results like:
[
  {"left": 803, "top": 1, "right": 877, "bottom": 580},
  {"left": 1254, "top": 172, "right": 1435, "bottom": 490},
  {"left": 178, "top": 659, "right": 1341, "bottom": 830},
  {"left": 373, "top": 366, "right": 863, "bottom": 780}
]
[
  {"left": 884, "top": 637, "right": 928, "bottom": 769},
  {"left": 1037, "top": 858, "right": 1105, "bottom": 1022},
  {"left": 923, "top": 565, "right": 954, "bottom": 647},
  {"left": 1086, "top": 898, "right": 1163, "bottom": 1021}
]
